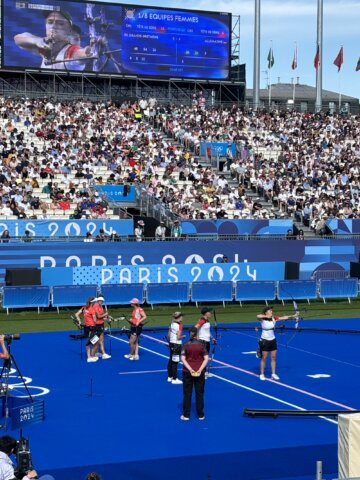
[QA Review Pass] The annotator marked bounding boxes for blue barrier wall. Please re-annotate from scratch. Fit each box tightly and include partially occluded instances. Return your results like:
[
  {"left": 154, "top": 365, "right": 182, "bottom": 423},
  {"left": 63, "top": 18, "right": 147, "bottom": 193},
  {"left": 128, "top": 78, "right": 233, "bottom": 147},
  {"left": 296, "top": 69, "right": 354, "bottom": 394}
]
[
  {"left": 0, "top": 219, "right": 133, "bottom": 237},
  {"left": 181, "top": 219, "right": 293, "bottom": 235},
  {"left": 1, "top": 239, "right": 360, "bottom": 281}
]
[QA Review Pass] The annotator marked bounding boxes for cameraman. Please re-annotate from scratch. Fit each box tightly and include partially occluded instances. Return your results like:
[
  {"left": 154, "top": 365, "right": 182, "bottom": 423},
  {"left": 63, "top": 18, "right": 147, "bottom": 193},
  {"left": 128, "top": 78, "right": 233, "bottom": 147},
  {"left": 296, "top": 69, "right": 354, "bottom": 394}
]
[
  {"left": 0, "top": 336, "right": 9, "bottom": 361},
  {"left": 0, "top": 435, "right": 54, "bottom": 480}
]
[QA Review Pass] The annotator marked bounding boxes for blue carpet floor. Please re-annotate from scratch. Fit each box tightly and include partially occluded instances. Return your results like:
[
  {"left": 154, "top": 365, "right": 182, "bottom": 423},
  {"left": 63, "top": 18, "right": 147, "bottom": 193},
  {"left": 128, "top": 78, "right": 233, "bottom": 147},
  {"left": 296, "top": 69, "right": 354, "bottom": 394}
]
[{"left": 2, "top": 318, "right": 360, "bottom": 479}]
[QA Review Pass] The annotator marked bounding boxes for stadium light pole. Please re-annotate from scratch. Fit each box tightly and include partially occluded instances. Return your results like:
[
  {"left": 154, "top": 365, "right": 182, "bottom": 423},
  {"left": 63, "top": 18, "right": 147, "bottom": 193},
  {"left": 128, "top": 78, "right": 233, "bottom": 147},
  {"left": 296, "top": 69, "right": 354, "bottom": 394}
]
[
  {"left": 253, "top": 0, "right": 261, "bottom": 110},
  {"left": 315, "top": 0, "right": 323, "bottom": 112}
]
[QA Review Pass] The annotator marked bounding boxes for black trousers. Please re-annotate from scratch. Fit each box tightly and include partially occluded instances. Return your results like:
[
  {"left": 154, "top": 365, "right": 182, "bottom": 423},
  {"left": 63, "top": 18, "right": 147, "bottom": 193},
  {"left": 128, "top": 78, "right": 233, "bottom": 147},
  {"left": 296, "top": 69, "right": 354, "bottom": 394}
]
[
  {"left": 167, "top": 343, "right": 181, "bottom": 380},
  {"left": 182, "top": 371, "right": 205, "bottom": 418}
]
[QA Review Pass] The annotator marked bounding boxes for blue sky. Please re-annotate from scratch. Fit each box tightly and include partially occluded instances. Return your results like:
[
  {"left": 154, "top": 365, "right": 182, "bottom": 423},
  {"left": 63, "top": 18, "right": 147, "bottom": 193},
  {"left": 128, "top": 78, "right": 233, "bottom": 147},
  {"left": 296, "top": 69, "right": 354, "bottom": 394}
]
[{"left": 101, "top": 0, "right": 360, "bottom": 99}]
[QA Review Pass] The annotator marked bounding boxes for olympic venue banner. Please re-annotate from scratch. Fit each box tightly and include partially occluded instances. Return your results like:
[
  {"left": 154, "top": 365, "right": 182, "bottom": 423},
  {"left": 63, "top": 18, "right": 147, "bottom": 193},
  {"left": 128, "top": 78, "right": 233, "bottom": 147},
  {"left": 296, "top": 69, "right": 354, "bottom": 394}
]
[
  {"left": 0, "top": 239, "right": 358, "bottom": 281},
  {"left": 0, "top": 220, "right": 133, "bottom": 237},
  {"left": 199, "top": 142, "right": 236, "bottom": 157},
  {"left": 95, "top": 185, "right": 136, "bottom": 202},
  {"left": 41, "top": 262, "right": 285, "bottom": 285}
]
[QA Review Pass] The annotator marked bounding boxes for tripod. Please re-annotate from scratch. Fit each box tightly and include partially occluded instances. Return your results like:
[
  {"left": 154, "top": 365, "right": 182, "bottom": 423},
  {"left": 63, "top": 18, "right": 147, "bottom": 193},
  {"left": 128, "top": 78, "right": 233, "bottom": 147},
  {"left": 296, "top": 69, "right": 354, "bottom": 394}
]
[{"left": 0, "top": 341, "right": 33, "bottom": 430}]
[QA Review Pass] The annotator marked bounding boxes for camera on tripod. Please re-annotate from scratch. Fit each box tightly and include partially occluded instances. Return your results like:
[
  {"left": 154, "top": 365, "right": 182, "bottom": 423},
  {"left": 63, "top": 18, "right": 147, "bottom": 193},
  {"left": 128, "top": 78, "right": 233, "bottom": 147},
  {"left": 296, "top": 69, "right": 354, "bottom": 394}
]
[
  {"left": 3, "top": 334, "right": 21, "bottom": 344},
  {"left": 14, "top": 432, "right": 34, "bottom": 479}
]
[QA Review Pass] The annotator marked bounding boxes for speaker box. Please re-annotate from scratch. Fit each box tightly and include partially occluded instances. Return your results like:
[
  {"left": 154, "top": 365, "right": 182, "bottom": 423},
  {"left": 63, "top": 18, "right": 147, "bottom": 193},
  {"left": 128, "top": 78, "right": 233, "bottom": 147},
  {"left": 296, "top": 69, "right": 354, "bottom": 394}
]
[
  {"left": 284, "top": 262, "right": 299, "bottom": 280},
  {"left": 5, "top": 268, "right": 41, "bottom": 286},
  {"left": 350, "top": 262, "right": 360, "bottom": 279}
]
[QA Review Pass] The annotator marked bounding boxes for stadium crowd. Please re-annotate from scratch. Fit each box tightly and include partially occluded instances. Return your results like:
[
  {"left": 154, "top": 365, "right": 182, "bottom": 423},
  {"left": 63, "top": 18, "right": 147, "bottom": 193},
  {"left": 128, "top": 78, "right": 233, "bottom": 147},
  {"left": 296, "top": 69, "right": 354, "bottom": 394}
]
[{"left": 0, "top": 94, "right": 359, "bottom": 234}]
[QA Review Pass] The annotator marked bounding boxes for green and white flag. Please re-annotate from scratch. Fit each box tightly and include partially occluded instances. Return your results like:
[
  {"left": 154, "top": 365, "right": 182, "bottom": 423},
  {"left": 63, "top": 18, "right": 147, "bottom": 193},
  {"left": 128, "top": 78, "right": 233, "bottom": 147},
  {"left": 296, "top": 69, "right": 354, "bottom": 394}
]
[{"left": 267, "top": 48, "right": 274, "bottom": 69}]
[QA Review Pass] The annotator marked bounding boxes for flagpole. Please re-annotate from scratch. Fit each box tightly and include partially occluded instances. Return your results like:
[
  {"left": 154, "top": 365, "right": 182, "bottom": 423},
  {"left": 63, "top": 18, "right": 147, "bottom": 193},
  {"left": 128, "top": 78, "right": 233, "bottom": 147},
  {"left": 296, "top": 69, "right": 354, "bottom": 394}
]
[
  {"left": 253, "top": 0, "right": 261, "bottom": 110},
  {"left": 315, "top": 0, "right": 323, "bottom": 112},
  {"left": 292, "top": 78, "right": 296, "bottom": 107},
  {"left": 292, "top": 42, "right": 297, "bottom": 107},
  {"left": 268, "top": 42, "right": 272, "bottom": 109},
  {"left": 338, "top": 71, "right": 342, "bottom": 111}
]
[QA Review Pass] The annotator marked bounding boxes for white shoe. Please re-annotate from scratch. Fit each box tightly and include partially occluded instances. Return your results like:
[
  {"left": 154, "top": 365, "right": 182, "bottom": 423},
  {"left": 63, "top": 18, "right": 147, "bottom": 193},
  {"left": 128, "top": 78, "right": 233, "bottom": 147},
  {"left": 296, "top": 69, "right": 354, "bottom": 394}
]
[
  {"left": 172, "top": 379, "right": 183, "bottom": 385},
  {"left": 133, "top": 355, "right": 139, "bottom": 360},
  {"left": 87, "top": 357, "right": 99, "bottom": 363},
  {"left": 259, "top": 374, "right": 266, "bottom": 381},
  {"left": 167, "top": 377, "right": 173, "bottom": 382},
  {"left": 124, "top": 354, "right": 133, "bottom": 359},
  {"left": 271, "top": 373, "right": 280, "bottom": 380},
  {"left": 95, "top": 353, "right": 102, "bottom": 358},
  {"left": 102, "top": 353, "right": 111, "bottom": 360}
]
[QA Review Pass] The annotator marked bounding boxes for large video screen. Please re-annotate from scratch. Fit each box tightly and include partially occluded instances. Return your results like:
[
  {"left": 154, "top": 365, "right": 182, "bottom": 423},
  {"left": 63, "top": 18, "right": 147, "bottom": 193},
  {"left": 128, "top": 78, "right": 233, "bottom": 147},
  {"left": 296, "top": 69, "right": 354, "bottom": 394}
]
[{"left": 2, "top": 1, "right": 231, "bottom": 79}]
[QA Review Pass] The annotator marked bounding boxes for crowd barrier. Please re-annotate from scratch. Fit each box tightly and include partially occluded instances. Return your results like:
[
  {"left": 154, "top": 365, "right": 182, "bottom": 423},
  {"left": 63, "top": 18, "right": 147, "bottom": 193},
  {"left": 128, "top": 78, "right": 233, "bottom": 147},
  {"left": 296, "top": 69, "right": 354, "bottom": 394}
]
[{"left": 1, "top": 279, "right": 359, "bottom": 313}]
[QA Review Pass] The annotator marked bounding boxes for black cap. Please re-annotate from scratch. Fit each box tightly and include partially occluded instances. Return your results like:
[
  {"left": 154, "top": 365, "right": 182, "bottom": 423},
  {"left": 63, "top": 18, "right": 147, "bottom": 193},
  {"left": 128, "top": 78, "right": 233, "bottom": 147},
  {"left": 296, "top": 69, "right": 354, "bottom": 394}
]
[
  {"left": 189, "top": 327, "right": 198, "bottom": 336},
  {"left": 43, "top": 9, "right": 73, "bottom": 26},
  {"left": 201, "top": 307, "right": 213, "bottom": 315}
]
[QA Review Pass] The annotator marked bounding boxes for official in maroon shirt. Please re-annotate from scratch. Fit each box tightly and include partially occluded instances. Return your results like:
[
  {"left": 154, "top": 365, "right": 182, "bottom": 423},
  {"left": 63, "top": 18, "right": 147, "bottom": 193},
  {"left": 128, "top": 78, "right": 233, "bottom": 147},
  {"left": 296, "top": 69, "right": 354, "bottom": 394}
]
[{"left": 180, "top": 327, "right": 209, "bottom": 421}]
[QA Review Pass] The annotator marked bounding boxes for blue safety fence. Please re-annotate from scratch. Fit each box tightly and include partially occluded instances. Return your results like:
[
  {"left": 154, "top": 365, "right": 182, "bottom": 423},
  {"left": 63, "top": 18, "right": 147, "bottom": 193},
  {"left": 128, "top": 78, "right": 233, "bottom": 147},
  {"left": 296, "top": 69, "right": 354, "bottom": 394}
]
[
  {"left": 100, "top": 284, "right": 145, "bottom": 306},
  {"left": 191, "top": 281, "right": 233, "bottom": 305},
  {"left": 235, "top": 281, "right": 276, "bottom": 303},
  {"left": 52, "top": 285, "right": 98, "bottom": 310},
  {"left": 2, "top": 286, "right": 50, "bottom": 313},
  {"left": 146, "top": 283, "right": 190, "bottom": 306},
  {"left": 319, "top": 278, "right": 358, "bottom": 302},
  {"left": 2, "top": 279, "right": 360, "bottom": 311},
  {"left": 278, "top": 280, "right": 318, "bottom": 301}
]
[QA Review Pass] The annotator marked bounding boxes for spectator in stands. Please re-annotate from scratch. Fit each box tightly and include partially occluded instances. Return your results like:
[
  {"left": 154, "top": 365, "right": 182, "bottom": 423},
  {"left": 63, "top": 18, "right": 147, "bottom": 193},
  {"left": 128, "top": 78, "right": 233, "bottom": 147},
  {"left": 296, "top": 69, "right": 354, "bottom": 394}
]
[
  {"left": 84, "top": 231, "right": 94, "bottom": 242},
  {"left": 220, "top": 255, "right": 229, "bottom": 263},
  {"left": 170, "top": 219, "right": 182, "bottom": 239},
  {"left": 155, "top": 221, "right": 166, "bottom": 241},
  {"left": 0, "top": 434, "right": 54, "bottom": 480},
  {"left": 296, "top": 229, "right": 305, "bottom": 240},
  {"left": 109, "top": 231, "right": 120, "bottom": 242},
  {"left": 0, "top": 230, "right": 10, "bottom": 243},
  {"left": 256, "top": 306, "right": 295, "bottom": 381},
  {"left": 286, "top": 229, "right": 295, "bottom": 240},
  {"left": 180, "top": 327, "right": 208, "bottom": 421},
  {"left": 22, "top": 230, "right": 32, "bottom": 242},
  {"left": 167, "top": 312, "right": 185, "bottom": 385},
  {"left": 124, "top": 298, "right": 147, "bottom": 361},
  {"left": 95, "top": 229, "right": 106, "bottom": 242},
  {"left": 134, "top": 220, "right": 145, "bottom": 242}
]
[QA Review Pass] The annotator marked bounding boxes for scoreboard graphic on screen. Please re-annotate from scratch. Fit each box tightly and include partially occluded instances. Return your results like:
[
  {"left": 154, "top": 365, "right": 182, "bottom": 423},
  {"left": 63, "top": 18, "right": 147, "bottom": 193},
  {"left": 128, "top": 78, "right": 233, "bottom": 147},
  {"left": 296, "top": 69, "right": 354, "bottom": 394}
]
[{"left": 1, "top": 0, "right": 231, "bottom": 79}]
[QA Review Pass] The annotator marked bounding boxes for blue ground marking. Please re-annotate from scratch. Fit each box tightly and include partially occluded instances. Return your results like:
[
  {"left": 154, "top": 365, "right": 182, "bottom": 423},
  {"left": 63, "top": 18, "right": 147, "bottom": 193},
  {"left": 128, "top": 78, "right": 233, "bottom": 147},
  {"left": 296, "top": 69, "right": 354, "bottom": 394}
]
[{"left": 3, "top": 318, "right": 359, "bottom": 479}]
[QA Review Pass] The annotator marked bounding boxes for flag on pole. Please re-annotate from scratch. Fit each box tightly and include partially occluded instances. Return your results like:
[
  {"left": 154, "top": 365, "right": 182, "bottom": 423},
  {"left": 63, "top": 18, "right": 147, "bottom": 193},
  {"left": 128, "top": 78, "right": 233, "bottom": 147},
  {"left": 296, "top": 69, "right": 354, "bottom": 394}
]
[
  {"left": 267, "top": 48, "right": 274, "bottom": 69},
  {"left": 333, "top": 47, "right": 344, "bottom": 71},
  {"left": 314, "top": 44, "right": 320, "bottom": 69},
  {"left": 291, "top": 46, "right": 297, "bottom": 70},
  {"left": 356, "top": 57, "right": 360, "bottom": 71}
]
